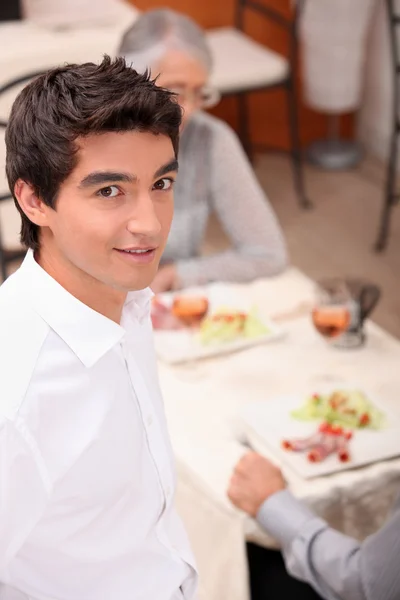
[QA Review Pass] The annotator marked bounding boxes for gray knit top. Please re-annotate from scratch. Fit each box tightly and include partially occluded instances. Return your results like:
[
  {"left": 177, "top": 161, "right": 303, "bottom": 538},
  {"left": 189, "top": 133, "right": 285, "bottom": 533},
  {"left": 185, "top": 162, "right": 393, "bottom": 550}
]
[{"left": 161, "top": 111, "right": 288, "bottom": 287}]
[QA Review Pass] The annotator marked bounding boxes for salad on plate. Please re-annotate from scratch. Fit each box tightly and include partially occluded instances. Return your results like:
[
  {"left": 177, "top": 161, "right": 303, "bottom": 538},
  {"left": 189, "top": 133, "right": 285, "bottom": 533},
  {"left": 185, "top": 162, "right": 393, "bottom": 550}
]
[
  {"left": 280, "top": 389, "right": 386, "bottom": 465},
  {"left": 198, "top": 307, "right": 269, "bottom": 345},
  {"left": 291, "top": 389, "right": 385, "bottom": 430}
]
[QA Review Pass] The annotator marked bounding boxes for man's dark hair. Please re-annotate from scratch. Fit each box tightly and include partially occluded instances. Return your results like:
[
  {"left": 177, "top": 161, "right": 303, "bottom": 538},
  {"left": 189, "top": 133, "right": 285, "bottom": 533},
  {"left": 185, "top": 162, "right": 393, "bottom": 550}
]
[{"left": 5, "top": 55, "right": 182, "bottom": 250}]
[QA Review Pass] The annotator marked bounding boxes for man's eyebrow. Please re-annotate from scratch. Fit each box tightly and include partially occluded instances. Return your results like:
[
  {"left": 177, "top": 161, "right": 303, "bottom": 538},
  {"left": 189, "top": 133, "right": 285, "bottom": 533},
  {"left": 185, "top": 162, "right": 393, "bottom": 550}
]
[
  {"left": 154, "top": 159, "right": 179, "bottom": 179},
  {"left": 78, "top": 171, "right": 136, "bottom": 188}
]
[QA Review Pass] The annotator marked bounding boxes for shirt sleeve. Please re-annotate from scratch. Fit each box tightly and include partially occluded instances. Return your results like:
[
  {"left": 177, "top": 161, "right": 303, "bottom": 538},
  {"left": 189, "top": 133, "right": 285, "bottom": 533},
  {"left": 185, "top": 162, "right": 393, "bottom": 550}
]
[
  {"left": 0, "top": 417, "right": 50, "bottom": 574},
  {"left": 256, "top": 489, "right": 400, "bottom": 600},
  {"left": 176, "top": 119, "right": 288, "bottom": 288}
]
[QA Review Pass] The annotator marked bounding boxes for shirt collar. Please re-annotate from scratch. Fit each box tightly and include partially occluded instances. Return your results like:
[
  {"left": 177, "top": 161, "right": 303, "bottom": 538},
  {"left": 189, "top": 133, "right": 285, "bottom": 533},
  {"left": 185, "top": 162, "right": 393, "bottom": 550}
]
[
  {"left": 19, "top": 250, "right": 153, "bottom": 368},
  {"left": 125, "top": 287, "right": 154, "bottom": 322}
]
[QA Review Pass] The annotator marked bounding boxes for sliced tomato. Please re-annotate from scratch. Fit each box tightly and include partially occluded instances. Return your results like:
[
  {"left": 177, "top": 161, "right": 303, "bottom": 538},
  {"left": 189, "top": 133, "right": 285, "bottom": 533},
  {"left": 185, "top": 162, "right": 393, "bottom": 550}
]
[
  {"left": 307, "top": 449, "right": 321, "bottom": 463},
  {"left": 318, "top": 422, "right": 331, "bottom": 434},
  {"left": 359, "top": 413, "right": 370, "bottom": 427},
  {"left": 338, "top": 450, "right": 350, "bottom": 462},
  {"left": 211, "top": 312, "right": 247, "bottom": 323},
  {"left": 330, "top": 425, "right": 344, "bottom": 436},
  {"left": 281, "top": 440, "right": 293, "bottom": 450}
]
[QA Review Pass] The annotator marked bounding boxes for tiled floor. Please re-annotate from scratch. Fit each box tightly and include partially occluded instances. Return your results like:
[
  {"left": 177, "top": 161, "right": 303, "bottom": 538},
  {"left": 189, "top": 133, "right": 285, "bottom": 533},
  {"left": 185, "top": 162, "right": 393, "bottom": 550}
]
[{"left": 204, "top": 154, "right": 400, "bottom": 339}]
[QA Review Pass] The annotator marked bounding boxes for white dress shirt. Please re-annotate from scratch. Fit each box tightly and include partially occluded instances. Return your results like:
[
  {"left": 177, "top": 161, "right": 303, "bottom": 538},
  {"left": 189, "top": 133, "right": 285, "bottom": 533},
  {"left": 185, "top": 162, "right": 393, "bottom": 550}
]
[{"left": 0, "top": 251, "right": 197, "bottom": 600}]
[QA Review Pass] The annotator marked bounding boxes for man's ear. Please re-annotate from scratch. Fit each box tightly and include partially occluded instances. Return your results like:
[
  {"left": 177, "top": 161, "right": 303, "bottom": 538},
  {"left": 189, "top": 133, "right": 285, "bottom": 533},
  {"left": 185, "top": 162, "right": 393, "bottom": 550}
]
[{"left": 14, "top": 179, "right": 49, "bottom": 226}]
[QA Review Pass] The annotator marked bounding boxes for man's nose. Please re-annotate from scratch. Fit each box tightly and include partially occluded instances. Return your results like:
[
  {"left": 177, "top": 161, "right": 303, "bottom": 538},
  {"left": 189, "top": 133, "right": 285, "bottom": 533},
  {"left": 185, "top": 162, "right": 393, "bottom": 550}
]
[{"left": 126, "top": 194, "right": 161, "bottom": 239}]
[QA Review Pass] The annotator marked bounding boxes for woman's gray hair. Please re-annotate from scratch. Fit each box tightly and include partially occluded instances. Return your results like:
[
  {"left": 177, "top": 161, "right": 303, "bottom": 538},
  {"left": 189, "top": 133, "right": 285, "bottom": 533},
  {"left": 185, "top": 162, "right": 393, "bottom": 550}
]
[{"left": 118, "top": 9, "right": 213, "bottom": 74}]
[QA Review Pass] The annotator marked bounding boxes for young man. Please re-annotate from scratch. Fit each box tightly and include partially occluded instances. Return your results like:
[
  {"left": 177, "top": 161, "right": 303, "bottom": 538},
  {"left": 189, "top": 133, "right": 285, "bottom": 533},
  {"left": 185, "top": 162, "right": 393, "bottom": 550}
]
[
  {"left": 228, "top": 451, "right": 400, "bottom": 600},
  {"left": 0, "top": 56, "right": 197, "bottom": 600}
]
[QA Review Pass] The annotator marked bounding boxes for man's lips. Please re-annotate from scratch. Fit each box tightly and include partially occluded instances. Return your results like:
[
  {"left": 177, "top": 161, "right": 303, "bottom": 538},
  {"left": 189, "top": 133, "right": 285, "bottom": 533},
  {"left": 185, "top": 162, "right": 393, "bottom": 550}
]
[
  {"left": 116, "top": 247, "right": 156, "bottom": 253},
  {"left": 114, "top": 247, "right": 157, "bottom": 264}
]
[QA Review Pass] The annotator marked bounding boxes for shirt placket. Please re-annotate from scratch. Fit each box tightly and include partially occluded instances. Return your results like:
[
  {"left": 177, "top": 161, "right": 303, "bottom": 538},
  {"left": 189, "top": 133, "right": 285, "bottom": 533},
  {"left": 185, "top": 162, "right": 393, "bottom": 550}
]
[{"left": 120, "top": 339, "right": 174, "bottom": 511}]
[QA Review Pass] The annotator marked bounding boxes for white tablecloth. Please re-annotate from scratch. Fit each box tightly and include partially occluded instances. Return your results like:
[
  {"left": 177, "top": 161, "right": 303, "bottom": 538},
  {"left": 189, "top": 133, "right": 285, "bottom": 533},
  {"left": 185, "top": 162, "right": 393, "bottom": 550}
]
[{"left": 159, "top": 268, "right": 400, "bottom": 600}]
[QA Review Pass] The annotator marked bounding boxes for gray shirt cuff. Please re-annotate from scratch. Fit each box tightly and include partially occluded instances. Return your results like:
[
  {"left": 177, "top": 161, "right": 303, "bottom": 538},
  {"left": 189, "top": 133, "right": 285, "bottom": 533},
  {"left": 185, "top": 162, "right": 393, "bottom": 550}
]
[{"left": 256, "top": 489, "right": 326, "bottom": 548}]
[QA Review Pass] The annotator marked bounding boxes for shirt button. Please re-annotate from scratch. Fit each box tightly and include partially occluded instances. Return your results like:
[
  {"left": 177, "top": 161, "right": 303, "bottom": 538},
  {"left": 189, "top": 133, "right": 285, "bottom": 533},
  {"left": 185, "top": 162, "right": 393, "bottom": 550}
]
[
  {"left": 147, "top": 415, "right": 153, "bottom": 426},
  {"left": 165, "top": 485, "right": 171, "bottom": 497}
]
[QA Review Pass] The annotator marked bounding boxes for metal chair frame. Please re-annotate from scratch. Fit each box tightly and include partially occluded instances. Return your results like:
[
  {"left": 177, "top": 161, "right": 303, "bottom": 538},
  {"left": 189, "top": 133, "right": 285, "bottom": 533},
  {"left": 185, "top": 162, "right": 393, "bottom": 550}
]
[
  {"left": 375, "top": 0, "right": 400, "bottom": 251},
  {"left": 223, "top": 0, "right": 311, "bottom": 208}
]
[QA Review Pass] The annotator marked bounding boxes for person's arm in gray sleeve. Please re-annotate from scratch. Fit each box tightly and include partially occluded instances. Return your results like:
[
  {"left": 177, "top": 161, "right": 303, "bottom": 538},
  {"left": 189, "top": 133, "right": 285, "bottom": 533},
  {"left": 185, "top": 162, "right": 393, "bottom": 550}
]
[
  {"left": 176, "top": 119, "right": 287, "bottom": 288},
  {"left": 228, "top": 452, "right": 400, "bottom": 600},
  {"left": 258, "top": 488, "right": 400, "bottom": 600}
]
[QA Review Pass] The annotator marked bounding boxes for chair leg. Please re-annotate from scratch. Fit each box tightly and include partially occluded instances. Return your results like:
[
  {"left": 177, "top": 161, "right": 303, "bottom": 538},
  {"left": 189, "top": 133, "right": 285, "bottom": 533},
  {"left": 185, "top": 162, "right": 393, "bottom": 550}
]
[
  {"left": 237, "top": 93, "right": 253, "bottom": 163},
  {"left": 286, "top": 78, "right": 312, "bottom": 209},
  {"left": 375, "top": 126, "right": 399, "bottom": 252},
  {"left": 0, "top": 248, "right": 8, "bottom": 282},
  {"left": 375, "top": 0, "right": 399, "bottom": 252}
]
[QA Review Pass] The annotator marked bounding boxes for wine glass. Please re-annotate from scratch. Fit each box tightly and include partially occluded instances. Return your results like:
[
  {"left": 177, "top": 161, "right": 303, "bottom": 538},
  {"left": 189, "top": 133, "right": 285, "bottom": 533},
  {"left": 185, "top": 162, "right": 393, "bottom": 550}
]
[{"left": 312, "top": 279, "right": 354, "bottom": 346}]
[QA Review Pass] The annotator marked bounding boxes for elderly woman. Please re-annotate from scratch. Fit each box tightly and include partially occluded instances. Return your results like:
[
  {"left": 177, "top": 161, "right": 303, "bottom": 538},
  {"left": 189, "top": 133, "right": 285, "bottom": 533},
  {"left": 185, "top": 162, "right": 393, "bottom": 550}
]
[{"left": 118, "top": 9, "right": 288, "bottom": 293}]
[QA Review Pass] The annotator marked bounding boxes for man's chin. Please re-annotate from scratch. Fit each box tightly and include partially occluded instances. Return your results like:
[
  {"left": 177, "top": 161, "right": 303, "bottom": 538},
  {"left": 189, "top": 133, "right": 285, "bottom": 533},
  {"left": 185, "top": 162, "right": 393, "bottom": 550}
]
[
  {"left": 110, "top": 250, "right": 162, "bottom": 292},
  {"left": 124, "top": 267, "right": 160, "bottom": 293}
]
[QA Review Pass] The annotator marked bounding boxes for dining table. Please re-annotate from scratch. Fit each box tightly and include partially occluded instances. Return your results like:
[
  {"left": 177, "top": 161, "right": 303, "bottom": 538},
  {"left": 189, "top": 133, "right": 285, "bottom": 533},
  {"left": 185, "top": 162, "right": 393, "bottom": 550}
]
[{"left": 156, "top": 266, "right": 400, "bottom": 600}]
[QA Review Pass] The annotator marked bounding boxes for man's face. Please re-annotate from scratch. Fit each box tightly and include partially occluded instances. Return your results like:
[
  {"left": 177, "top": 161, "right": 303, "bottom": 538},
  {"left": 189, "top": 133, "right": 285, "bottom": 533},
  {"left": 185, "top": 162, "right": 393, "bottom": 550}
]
[{"left": 39, "top": 131, "right": 177, "bottom": 293}]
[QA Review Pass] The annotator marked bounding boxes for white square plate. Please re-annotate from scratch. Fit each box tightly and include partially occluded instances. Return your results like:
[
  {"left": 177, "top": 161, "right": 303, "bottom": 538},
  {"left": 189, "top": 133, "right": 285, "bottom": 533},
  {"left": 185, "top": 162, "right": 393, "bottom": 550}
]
[
  {"left": 153, "top": 284, "right": 285, "bottom": 365},
  {"left": 240, "top": 392, "right": 400, "bottom": 479}
]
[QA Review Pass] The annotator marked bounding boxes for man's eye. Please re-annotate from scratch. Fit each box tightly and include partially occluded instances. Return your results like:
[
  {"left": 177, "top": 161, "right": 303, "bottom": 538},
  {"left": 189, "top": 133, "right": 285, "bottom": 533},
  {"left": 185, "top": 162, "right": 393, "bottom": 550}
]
[
  {"left": 153, "top": 178, "right": 174, "bottom": 191},
  {"left": 97, "top": 185, "right": 120, "bottom": 198}
]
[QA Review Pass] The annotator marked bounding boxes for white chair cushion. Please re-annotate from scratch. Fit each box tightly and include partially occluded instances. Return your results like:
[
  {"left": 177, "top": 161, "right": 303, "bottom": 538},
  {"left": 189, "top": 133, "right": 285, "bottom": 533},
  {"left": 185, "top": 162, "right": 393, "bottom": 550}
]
[{"left": 206, "top": 27, "right": 289, "bottom": 94}]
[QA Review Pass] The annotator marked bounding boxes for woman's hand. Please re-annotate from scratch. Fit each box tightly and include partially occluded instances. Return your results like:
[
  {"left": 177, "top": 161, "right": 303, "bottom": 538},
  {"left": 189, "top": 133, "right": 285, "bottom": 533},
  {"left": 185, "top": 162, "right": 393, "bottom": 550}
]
[{"left": 151, "top": 264, "right": 179, "bottom": 294}]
